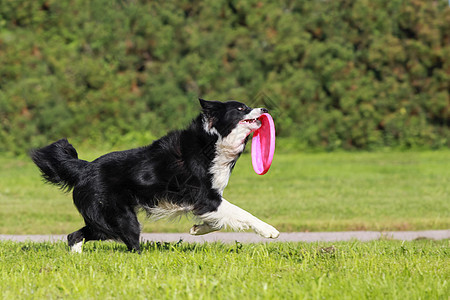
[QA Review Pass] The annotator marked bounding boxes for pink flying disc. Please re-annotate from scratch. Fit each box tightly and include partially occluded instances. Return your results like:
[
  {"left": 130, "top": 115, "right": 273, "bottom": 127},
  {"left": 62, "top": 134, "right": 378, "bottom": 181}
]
[{"left": 251, "top": 113, "right": 275, "bottom": 175}]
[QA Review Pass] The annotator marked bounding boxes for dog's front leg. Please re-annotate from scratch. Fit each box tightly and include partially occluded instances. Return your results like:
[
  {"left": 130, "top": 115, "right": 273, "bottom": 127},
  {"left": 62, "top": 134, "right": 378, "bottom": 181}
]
[
  {"left": 189, "top": 222, "right": 218, "bottom": 235},
  {"left": 192, "top": 198, "right": 279, "bottom": 238}
]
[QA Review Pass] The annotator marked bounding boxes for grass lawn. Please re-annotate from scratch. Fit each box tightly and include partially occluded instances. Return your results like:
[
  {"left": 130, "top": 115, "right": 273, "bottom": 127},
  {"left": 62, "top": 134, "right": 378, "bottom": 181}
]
[
  {"left": 1, "top": 240, "right": 448, "bottom": 299},
  {"left": 1, "top": 150, "right": 449, "bottom": 299},
  {"left": 0, "top": 150, "right": 449, "bottom": 234}
]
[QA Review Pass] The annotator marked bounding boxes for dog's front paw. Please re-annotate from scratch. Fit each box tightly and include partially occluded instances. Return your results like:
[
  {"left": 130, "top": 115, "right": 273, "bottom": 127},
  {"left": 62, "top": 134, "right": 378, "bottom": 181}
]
[
  {"left": 190, "top": 223, "right": 218, "bottom": 235},
  {"left": 254, "top": 223, "right": 280, "bottom": 239}
]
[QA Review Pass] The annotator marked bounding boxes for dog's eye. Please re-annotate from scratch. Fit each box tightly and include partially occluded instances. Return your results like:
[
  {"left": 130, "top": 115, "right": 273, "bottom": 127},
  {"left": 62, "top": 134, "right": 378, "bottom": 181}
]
[{"left": 237, "top": 107, "right": 245, "bottom": 111}]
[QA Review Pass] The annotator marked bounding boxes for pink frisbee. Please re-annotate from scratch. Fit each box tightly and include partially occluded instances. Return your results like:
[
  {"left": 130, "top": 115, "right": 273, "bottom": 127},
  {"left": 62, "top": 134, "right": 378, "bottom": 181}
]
[{"left": 251, "top": 113, "right": 275, "bottom": 175}]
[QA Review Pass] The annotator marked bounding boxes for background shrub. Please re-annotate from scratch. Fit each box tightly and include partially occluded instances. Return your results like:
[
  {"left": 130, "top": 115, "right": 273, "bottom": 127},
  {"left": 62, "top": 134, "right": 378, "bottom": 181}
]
[{"left": 0, "top": 0, "right": 449, "bottom": 153}]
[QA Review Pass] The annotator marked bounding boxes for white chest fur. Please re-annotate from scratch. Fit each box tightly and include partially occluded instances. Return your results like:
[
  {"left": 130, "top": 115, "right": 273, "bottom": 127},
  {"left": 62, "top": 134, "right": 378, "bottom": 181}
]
[{"left": 209, "top": 125, "right": 248, "bottom": 195}]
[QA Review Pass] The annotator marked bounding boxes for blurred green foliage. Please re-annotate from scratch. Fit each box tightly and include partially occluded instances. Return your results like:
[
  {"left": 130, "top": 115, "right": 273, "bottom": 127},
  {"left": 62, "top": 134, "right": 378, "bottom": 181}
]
[{"left": 0, "top": 0, "right": 449, "bottom": 153}]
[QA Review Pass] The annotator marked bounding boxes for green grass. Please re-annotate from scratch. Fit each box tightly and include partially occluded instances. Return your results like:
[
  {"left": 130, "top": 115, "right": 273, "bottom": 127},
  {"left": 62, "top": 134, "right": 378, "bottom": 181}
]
[
  {"left": 1, "top": 240, "right": 448, "bottom": 299},
  {"left": 1, "top": 150, "right": 449, "bottom": 299},
  {"left": 0, "top": 151, "right": 449, "bottom": 234}
]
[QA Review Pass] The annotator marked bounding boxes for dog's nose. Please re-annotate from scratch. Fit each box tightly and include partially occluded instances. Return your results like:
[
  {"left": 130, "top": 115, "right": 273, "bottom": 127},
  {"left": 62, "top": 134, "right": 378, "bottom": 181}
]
[{"left": 261, "top": 108, "right": 268, "bottom": 113}]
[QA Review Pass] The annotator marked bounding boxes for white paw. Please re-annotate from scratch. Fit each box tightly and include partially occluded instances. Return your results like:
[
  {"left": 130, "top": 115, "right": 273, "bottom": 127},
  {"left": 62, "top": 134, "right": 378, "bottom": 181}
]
[
  {"left": 254, "top": 223, "right": 280, "bottom": 239},
  {"left": 190, "top": 223, "right": 219, "bottom": 235},
  {"left": 71, "top": 242, "right": 83, "bottom": 253}
]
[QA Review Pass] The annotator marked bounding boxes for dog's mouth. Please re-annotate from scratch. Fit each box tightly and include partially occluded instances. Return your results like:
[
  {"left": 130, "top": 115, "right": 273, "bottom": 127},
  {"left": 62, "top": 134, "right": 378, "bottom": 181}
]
[
  {"left": 240, "top": 118, "right": 259, "bottom": 124},
  {"left": 239, "top": 109, "right": 264, "bottom": 131},
  {"left": 239, "top": 117, "right": 262, "bottom": 133}
]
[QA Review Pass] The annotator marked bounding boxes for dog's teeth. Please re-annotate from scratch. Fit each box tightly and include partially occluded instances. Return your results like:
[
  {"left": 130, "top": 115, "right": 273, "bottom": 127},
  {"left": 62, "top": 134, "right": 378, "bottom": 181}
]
[{"left": 242, "top": 118, "right": 257, "bottom": 124}]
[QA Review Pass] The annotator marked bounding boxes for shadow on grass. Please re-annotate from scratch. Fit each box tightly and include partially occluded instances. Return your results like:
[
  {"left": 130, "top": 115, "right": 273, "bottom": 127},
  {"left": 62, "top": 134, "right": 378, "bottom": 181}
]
[
  {"left": 72, "top": 239, "right": 246, "bottom": 254},
  {"left": 5, "top": 239, "right": 243, "bottom": 254},
  {"left": 10, "top": 239, "right": 342, "bottom": 260},
  {"left": 77, "top": 240, "right": 341, "bottom": 262}
]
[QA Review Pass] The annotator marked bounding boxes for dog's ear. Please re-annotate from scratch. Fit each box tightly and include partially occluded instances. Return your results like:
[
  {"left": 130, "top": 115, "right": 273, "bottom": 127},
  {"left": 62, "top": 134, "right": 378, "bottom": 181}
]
[
  {"left": 199, "top": 98, "right": 223, "bottom": 131},
  {"left": 199, "top": 98, "right": 223, "bottom": 114}
]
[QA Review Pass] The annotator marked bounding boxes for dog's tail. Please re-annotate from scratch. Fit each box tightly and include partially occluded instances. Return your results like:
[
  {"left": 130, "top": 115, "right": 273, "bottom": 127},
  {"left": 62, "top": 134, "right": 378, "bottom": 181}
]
[{"left": 30, "top": 139, "right": 88, "bottom": 191}]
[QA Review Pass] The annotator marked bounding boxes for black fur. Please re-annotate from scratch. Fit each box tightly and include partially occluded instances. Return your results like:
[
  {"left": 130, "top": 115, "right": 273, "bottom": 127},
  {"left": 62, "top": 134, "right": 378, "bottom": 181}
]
[{"left": 31, "top": 99, "right": 262, "bottom": 253}]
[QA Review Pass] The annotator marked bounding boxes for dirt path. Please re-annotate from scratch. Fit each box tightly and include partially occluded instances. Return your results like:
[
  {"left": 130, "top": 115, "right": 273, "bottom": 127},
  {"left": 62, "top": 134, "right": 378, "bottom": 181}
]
[{"left": 1, "top": 230, "right": 448, "bottom": 243}]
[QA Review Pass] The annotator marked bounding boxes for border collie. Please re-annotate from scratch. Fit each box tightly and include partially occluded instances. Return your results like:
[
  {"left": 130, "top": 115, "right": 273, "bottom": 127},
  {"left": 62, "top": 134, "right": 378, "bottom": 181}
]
[{"left": 31, "top": 99, "right": 279, "bottom": 253}]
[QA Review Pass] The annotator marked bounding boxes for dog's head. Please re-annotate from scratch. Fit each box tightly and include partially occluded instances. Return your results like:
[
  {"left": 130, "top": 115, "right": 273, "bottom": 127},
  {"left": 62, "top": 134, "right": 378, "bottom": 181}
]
[{"left": 199, "top": 99, "right": 268, "bottom": 139}]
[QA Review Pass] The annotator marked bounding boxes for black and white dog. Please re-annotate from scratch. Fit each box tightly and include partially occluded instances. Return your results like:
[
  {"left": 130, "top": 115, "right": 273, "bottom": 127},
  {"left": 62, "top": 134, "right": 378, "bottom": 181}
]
[{"left": 31, "top": 99, "right": 279, "bottom": 253}]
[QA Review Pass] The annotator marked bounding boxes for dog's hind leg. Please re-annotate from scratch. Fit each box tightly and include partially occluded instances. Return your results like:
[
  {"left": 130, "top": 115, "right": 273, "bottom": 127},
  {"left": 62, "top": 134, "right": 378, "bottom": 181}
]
[
  {"left": 67, "top": 229, "right": 85, "bottom": 253},
  {"left": 67, "top": 226, "right": 109, "bottom": 253},
  {"left": 110, "top": 208, "right": 142, "bottom": 253},
  {"left": 118, "top": 228, "right": 141, "bottom": 254}
]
